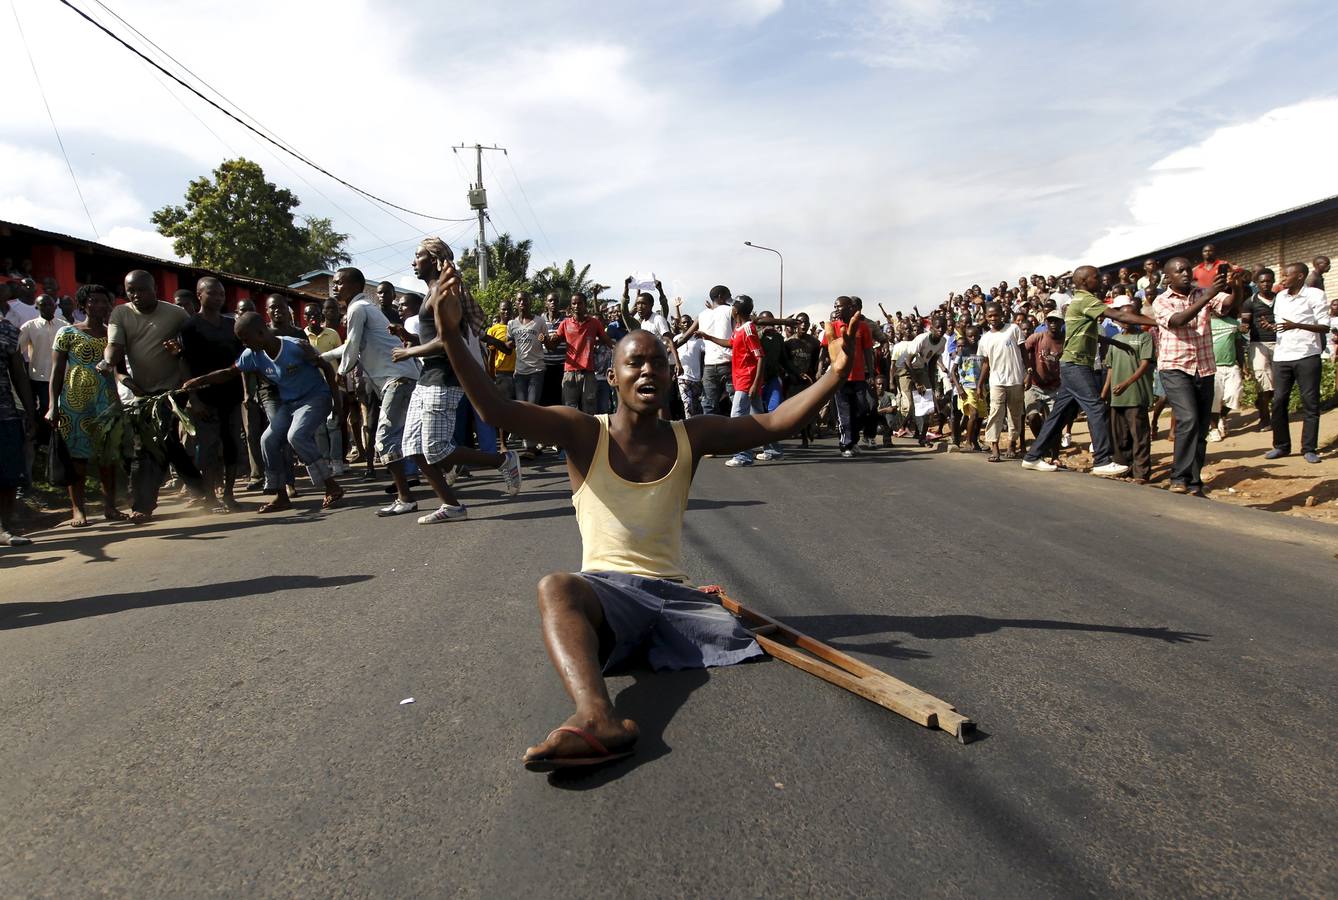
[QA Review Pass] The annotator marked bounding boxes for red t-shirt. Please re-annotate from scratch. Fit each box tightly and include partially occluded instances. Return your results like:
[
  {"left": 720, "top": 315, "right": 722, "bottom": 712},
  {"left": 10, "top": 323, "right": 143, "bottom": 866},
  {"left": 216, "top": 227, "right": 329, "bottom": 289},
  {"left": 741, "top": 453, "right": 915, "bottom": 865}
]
[
  {"left": 556, "top": 315, "right": 607, "bottom": 371},
  {"left": 821, "top": 318, "right": 873, "bottom": 382},
  {"left": 1192, "top": 260, "right": 1230, "bottom": 289},
  {"left": 730, "top": 321, "right": 764, "bottom": 392}
]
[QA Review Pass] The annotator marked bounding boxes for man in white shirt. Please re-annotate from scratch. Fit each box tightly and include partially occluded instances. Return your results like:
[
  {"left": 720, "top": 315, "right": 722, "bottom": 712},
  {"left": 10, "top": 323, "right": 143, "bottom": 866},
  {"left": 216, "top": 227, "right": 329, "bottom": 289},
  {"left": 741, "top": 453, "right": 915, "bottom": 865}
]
[
  {"left": 673, "top": 314, "right": 706, "bottom": 416},
  {"left": 330, "top": 267, "right": 424, "bottom": 514},
  {"left": 3, "top": 278, "right": 39, "bottom": 330},
  {"left": 1265, "top": 261, "right": 1331, "bottom": 464},
  {"left": 17, "top": 294, "right": 67, "bottom": 452},
  {"left": 397, "top": 293, "right": 424, "bottom": 338},
  {"left": 697, "top": 285, "right": 735, "bottom": 415},
  {"left": 620, "top": 277, "right": 673, "bottom": 339},
  {"left": 977, "top": 302, "right": 1027, "bottom": 459}
]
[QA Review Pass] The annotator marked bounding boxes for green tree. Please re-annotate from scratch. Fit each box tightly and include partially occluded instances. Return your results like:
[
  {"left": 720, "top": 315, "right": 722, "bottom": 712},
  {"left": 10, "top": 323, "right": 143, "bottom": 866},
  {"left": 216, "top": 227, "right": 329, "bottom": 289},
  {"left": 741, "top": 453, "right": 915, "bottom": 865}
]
[
  {"left": 471, "top": 273, "right": 525, "bottom": 321},
  {"left": 528, "top": 259, "right": 599, "bottom": 307},
  {"left": 459, "top": 232, "right": 533, "bottom": 292},
  {"left": 152, "top": 158, "right": 350, "bottom": 283}
]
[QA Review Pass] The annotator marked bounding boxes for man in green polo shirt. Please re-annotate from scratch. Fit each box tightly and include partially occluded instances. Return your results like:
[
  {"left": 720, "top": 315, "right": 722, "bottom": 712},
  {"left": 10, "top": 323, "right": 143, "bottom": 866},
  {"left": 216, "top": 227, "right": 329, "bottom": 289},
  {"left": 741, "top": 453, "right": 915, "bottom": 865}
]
[{"left": 1021, "top": 265, "right": 1154, "bottom": 476}]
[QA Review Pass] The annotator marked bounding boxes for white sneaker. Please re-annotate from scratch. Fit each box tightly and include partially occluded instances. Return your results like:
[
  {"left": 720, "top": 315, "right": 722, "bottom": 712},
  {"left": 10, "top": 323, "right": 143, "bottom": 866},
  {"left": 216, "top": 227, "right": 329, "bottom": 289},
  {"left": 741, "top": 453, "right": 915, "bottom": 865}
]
[
  {"left": 724, "top": 456, "right": 753, "bottom": 467},
  {"left": 1020, "top": 458, "right": 1057, "bottom": 472},
  {"left": 1207, "top": 428, "right": 1223, "bottom": 443},
  {"left": 841, "top": 449, "right": 856, "bottom": 459},
  {"left": 445, "top": 467, "right": 457, "bottom": 487},
  {"left": 756, "top": 449, "right": 778, "bottom": 461},
  {"left": 1, "top": 531, "right": 33, "bottom": 547},
  {"left": 377, "top": 499, "right": 418, "bottom": 517},
  {"left": 1060, "top": 434, "right": 1072, "bottom": 449},
  {"left": 1091, "top": 462, "right": 1130, "bottom": 477},
  {"left": 418, "top": 504, "right": 466, "bottom": 524},
  {"left": 498, "top": 449, "right": 522, "bottom": 496}
]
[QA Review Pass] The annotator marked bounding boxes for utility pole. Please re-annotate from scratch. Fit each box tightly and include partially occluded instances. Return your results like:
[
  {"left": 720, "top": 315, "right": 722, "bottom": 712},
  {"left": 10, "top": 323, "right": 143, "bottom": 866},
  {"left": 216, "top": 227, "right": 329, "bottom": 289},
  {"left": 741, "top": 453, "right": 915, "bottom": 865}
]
[{"left": 451, "top": 143, "right": 507, "bottom": 289}]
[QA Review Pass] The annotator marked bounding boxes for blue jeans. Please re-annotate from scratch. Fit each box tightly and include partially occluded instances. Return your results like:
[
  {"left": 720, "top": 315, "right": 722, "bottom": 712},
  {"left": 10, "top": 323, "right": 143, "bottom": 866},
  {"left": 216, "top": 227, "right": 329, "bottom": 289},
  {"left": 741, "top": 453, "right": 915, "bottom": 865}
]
[
  {"left": 514, "top": 370, "right": 544, "bottom": 404},
  {"left": 1024, "top": 362, "right": 1113, "bottom": 465},
  {"left": 763, "top": 377, "right": 785, "bottom": 456},
  {"left": 730, "top": 389, "right": 779, "bottom": 463},
  {"left": 260, "top": 395, "right": 296, "bottom": 488},
  {"left": 263, "top": 390, "right": 331, "bottom": 491},
  {"left": 513, "top": 371, "right": 544, "bottom": 450},
  {"left": 454, "top": 396, "right": 498, "bottom": 454}
]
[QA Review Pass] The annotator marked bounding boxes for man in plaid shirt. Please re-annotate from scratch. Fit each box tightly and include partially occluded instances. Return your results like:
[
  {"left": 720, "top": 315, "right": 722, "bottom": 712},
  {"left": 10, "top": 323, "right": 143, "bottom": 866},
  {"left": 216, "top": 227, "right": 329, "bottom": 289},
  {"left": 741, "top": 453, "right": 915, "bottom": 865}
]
[{"left": 1152, "top": 258, "right": 1244, "bottom": 495}]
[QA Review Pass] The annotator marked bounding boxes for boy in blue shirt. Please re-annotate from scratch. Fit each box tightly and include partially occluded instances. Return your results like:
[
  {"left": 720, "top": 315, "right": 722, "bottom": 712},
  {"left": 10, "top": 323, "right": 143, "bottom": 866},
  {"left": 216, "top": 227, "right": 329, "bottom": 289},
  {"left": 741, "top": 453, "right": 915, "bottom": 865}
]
[{"left": 181, "top": 312, "right": 345, "bottom": 512}]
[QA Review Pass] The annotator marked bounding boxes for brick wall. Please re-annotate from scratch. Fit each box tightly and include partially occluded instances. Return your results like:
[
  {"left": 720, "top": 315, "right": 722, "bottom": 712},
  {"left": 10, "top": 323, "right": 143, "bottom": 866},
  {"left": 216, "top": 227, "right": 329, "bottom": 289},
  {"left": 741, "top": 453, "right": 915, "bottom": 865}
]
[{"left": 1212, "top": 208, "right": 1338, "bottom": 300}]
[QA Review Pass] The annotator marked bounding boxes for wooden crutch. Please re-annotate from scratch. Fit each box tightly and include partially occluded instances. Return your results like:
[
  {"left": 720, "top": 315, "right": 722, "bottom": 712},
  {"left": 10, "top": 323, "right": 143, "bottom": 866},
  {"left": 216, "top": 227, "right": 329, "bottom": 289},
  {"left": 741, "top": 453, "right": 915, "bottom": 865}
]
[{"left": 699, "top": 586, "right": 977, "bottom": 743}]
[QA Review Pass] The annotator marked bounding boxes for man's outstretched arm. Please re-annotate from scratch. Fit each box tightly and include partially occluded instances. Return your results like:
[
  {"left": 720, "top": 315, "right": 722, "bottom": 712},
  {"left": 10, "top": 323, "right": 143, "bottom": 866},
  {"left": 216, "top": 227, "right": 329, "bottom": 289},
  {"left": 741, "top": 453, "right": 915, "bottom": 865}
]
[
  {"left": 686, "top": 315, "right": 860, "bottom": 456},
  {"left": 432, "top": 268, "right": 586, "bottom": 449}
]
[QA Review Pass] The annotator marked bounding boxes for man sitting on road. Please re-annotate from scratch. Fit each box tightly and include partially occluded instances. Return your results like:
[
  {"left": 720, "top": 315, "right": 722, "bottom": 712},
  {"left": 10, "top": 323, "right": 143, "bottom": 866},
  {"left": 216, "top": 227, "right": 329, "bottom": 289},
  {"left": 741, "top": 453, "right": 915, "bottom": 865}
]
[{"left": 426, "top": 258, "right": 863, "bottom": 771}]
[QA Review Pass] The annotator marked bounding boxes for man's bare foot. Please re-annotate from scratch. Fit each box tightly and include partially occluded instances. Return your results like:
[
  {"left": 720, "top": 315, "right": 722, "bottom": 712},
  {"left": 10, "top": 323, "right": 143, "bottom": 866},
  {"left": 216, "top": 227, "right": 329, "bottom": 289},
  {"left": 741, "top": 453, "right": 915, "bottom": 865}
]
[
  {"left": 67, "top": 511, "right": 89, "bottom": 528},
  {"left": 103, "top": 506, "right": 127, "bottom": 522},
  {"left": 257, "top": 496, "right": 292, "bottom": 513},
  {"left": 523, "top": 712, "right": 639, "bottom": 768},
  {"left": 321, "top": 481, "right": 344, "bottom": 509},
  {"left": 221, "top": 495, "right": 243, "bottom": 513},
  {"left": 128, "top": 511, "right": 152, "bottom": 524}
]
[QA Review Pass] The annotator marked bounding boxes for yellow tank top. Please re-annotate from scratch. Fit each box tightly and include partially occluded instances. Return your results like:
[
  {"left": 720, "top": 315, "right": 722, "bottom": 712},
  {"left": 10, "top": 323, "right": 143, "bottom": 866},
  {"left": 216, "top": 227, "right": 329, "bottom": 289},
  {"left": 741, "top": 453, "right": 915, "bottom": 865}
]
[{"left": 572, "top": 414, "right": 693, "bottom": 581}]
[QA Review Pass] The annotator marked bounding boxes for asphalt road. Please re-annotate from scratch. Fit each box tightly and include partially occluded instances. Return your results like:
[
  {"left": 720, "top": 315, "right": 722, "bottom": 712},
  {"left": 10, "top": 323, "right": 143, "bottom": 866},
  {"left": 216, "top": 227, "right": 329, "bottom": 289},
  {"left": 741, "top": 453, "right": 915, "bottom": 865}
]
[{"left": 3, "top": 441, "right": 1336, "bottom": 898}]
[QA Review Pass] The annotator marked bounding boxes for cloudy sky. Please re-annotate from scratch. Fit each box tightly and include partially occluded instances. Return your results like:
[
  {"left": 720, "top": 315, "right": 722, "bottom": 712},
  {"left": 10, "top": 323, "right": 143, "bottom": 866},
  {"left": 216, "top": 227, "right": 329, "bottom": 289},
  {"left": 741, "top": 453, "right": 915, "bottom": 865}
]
[{"left": 5, "top": 0, "right": 1338, "bottom": 322}]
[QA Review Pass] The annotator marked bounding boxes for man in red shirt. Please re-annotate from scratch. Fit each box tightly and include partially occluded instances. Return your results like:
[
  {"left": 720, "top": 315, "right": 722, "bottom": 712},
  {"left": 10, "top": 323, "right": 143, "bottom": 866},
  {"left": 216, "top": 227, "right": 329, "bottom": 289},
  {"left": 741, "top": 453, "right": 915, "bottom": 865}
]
[
  {"left": 699, "top": 295, "right": 766, "bottom": 467},
  {"left": 546, "top": 292, "right": 613, "bottom": 412},
  {"left": 821, "top": 295, "right": 874, "bottom": 458},
  {"left": 1192, "top": 243, "right": 1231, "bottom": 290}
]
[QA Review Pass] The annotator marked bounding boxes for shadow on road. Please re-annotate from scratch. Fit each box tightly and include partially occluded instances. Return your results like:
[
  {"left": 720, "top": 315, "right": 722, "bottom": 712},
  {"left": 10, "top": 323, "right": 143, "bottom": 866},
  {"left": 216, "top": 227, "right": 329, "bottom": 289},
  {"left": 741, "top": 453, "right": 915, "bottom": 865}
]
[
  {"left": 17, "top": 513, "right": 325, "bottom": 563},
  {"left": 0, "top": 574, "right": 374, "bottom": 630},
  {"left": 547, "top": 666, "right": 714, "bottom": 790},
  {"left": 781, "top": 613, "right": 1210, "bottom": 661}
]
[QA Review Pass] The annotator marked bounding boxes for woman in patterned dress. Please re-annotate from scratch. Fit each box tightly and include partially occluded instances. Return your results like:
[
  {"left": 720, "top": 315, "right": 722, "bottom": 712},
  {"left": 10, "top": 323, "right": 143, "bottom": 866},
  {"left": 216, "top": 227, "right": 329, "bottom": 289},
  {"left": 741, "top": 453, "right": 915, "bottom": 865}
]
[{"left": 46, "top": 284, "right": 122, "bottom": 526}]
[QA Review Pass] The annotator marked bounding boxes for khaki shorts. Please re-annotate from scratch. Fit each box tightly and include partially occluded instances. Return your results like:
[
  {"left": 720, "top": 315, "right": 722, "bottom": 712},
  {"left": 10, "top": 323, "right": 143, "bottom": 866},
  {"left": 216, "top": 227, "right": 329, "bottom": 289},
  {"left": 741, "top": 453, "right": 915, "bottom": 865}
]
[
  {"left": 1213, "top": 365, "right": 1243, "bottom": 413},
  {"left": 1249, "top": 342, "right": 1274, "bottom": 391}
]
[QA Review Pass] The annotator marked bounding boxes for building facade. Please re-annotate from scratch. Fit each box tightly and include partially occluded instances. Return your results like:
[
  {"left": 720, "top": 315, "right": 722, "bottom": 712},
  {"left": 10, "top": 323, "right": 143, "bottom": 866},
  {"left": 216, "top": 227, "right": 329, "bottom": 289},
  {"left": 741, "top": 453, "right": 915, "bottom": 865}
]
[{"left": 1102, "top": 196, "right": 1338, "bottom": 299}]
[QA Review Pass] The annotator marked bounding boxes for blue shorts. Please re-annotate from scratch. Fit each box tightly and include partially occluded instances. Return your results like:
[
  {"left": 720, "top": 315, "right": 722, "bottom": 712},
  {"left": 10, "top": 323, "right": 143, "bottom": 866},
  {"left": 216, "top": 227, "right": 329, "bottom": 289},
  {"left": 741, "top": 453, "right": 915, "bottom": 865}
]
[
  {"left": 580, "top": 572, "right": 764, "bottom": 672},
  {"left": 0, "top": 418, "right": 24, "bottom": 488}
]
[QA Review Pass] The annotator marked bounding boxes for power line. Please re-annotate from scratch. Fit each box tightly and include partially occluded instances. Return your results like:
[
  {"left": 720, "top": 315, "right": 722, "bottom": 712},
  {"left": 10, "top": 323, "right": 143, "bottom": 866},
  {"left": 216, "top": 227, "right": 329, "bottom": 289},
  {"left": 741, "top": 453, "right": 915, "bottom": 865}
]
[
  {"left": 54, "top": 0, "right": 475, "bottom": 224},
  {"left": 503, "top": 154, "right": 557, "bottom": 262},
  {"left": 483, "top": 154, "right": 531, "bottom": 245},
  {"left": 12, "top": 0, "right": 98, "bottom": 237},
  {"left": 375, "top": 220, "right": 477, "bottom": 281}
]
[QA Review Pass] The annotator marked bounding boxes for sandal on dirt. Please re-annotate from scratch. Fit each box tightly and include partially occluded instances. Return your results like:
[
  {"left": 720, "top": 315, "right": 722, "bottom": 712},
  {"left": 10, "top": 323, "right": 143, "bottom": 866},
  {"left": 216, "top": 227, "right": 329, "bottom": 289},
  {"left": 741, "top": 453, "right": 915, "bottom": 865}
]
[
  {"left": 986, "top": 454, "right": 1002, "bottom": 463},
  {"left": 523, "top": 726, "right": 636, "bottom": 773}
]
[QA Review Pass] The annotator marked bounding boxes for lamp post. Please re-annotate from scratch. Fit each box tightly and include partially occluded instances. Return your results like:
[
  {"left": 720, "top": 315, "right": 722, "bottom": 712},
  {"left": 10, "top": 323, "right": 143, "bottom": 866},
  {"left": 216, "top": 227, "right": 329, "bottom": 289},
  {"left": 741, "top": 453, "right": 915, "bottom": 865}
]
[{"left": 744, "top": 241, "right": 784, "bottom": 318}]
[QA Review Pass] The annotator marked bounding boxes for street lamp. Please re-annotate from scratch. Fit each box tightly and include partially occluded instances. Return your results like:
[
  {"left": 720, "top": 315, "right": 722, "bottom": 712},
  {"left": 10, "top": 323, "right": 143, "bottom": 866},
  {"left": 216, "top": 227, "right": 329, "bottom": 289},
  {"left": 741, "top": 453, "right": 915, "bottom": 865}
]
[{"left": 744, "top": 241, "right": 784, "bottom": 318}]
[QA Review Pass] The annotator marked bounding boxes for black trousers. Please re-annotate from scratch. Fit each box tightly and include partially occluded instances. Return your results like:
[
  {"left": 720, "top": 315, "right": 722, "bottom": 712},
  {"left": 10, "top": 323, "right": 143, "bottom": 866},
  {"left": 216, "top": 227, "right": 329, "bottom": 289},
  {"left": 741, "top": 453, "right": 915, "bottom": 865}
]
[
  {"left": 1109, "top": 405, "right": 1151, "bottom": 481},
  {"left": 1271, "top": 355, "right": 1322, "bottom": 455},
  {"left": 1161, "top": 370, "right": 1214, "bottom": 491},
  {"left": 833, "top": 380, "right": 868, "bottom": 450}
]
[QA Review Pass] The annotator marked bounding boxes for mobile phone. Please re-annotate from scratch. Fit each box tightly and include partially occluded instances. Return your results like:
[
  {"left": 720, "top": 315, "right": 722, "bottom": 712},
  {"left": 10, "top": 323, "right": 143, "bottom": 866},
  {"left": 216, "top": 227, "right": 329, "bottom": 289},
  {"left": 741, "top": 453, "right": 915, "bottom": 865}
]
[{"left": 1217, "top": 263, "right": 1230, "bottom": 277}]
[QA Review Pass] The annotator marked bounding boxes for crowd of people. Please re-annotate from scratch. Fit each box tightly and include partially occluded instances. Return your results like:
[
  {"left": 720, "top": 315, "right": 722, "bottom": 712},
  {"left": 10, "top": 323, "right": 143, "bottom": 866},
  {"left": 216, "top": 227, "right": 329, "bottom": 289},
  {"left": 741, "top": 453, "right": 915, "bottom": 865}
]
[{"left": 0, "top": 240, "right": 1334, "bottom": 547}]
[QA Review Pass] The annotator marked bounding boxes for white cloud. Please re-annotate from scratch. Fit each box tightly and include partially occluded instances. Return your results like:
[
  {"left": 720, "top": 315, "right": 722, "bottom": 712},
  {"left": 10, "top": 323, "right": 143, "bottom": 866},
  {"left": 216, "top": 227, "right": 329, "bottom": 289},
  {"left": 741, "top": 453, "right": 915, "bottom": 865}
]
[
  {"left": 100, "top": 225, "right": 183, "bottom": 261},
  {"left": 828, "top": 0, "right": 994, "bottom": 70},
  {"left": 1075, "top": 98, "right": 1338, "bottom": 267}
]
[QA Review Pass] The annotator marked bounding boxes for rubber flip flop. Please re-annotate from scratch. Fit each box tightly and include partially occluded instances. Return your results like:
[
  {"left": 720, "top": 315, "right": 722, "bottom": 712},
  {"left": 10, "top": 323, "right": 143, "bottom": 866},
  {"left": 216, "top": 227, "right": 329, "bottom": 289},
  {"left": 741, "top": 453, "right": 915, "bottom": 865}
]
[
  {"left": 986, "top": 455, "right": 1001, "bottom": 463},
  {"left": 523, "top": 725, "right": 635, "bottom": 772}
]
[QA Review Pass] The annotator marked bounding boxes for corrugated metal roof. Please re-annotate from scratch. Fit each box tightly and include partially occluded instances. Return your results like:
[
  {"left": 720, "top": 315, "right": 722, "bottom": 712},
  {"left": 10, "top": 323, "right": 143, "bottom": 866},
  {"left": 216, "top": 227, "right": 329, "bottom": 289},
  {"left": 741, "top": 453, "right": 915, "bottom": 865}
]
[
  {"left": 1101, "top": 194, "right": 1338, "bottom": 271},
  {"left": 0, "top": 219, "right": 316, "bottom": 297}
]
